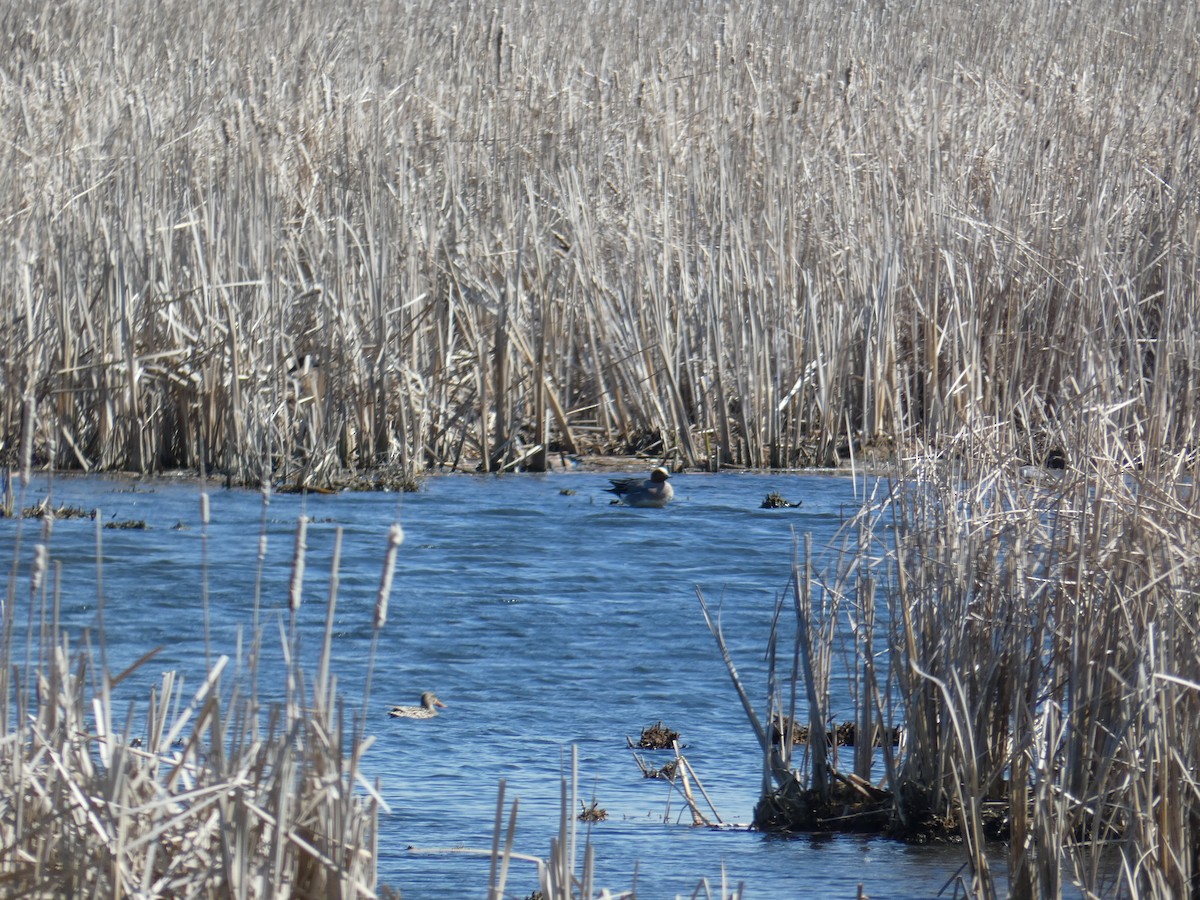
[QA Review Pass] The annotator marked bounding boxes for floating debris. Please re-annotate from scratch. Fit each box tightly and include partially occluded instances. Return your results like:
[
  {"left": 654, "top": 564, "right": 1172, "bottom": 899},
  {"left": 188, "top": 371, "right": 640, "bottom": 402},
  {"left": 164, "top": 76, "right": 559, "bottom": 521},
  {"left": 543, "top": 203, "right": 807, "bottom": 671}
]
[
  {"left": 276, "top": 483, "right": 338, "bottom": 495},
  {"left": 627, "top": 737, "right": 679, "bottom": 778},
  {"left": 20, "top": 505, "right": 146, "bottom": 529},
  {"left": 636, "top": 720, "right": 680, "bottom": 749},
  {"left": 21, "top": 503, "right": 94, "bottom": 520},
  {"left": 642, "top": 758, "right": 679, "bottom": 780},
  {"left": 761, "top": 492, "right": 801, "bottom": 509},
  {"left": 578, "top": 800, "right": 607, "bottom": 822},
  {"left": 559, "top": 488, "right": 576, "bottom": 495}
]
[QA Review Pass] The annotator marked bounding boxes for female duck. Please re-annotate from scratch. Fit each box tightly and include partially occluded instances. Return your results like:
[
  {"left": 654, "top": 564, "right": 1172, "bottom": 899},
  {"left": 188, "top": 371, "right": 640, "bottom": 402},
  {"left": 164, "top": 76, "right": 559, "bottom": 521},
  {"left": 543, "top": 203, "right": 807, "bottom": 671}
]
[{"left": 389, "top": 692, "right": 447, "bottom": 719}]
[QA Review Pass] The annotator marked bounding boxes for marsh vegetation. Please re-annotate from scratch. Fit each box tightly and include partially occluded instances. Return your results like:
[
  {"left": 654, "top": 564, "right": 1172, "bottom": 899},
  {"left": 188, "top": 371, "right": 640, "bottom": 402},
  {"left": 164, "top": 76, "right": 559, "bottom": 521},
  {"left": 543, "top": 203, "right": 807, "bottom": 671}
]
[
  {"left": 706, "top": 434, "right": 1200, "bottom": 898},
  {"left": 0, "top": 485, "right": 388, "bottom": 897},
  {"left": 1, "top": 0, "right": 1198, "bottom": 896},
  {"left": 1, "top": 0, "right": 1195, "bottom": 483}
]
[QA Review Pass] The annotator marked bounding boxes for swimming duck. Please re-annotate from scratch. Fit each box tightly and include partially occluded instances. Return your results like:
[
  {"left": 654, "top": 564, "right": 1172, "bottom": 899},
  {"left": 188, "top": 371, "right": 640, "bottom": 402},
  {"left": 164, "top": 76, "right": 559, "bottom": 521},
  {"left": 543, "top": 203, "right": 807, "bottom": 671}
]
[
  {"left": 388, "top": 692, "right": 447, "bottom": 719},
  {"left": 606, "top": 466, "right": 674, "bottom": 508}
]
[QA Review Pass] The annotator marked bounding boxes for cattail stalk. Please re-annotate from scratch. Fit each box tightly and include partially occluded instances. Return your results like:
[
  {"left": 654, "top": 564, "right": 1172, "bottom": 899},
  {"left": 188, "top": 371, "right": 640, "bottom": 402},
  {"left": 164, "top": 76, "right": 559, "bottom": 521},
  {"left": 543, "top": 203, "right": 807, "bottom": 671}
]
[{"left": 373, "top": 522, "right": 405, "bottom": 630}]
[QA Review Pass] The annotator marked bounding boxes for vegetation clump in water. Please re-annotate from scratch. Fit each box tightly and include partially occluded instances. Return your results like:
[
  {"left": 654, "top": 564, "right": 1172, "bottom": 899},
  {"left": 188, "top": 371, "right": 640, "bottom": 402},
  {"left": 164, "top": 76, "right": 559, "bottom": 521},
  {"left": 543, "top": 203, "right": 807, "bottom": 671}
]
[
  {"left": 578, "top": 800, "right": 608, "bottom": 822},
  {"left": 636, "top": 720, "right": 681, "bottom": 749},
  {"left": 761, "top": 492, "right": 802, "bottom": 509}
]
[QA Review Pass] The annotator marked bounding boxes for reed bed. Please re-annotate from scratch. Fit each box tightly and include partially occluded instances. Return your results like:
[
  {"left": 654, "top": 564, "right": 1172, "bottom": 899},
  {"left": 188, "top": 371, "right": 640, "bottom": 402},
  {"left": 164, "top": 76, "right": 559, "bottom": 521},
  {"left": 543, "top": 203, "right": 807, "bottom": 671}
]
[
  {"left": 1, "top": 0, "right": 1196, "bottom": 482},
  {"left": 886, "top": 429, "right": 1200, "bottom": 899},
  {"left": 710, "top": 418, "right": 1200, "bottom": 898},
  {"left": 0, "top": 478, "right": 387, "bottom": 897}
]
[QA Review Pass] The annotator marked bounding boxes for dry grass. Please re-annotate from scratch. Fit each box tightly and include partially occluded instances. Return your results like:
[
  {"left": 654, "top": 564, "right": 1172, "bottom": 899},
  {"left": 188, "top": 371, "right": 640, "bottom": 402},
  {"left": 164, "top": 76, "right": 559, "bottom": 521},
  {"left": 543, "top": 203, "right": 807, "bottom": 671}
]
[
  {"left": 1, "top": 0, "right": 1195, "bottom": 482},
  {"left": 0, "top": 478, "right": 389, "bottom": 897},
  {"left": 706, "top": 419, "right": 1200, "bottom": 898}
]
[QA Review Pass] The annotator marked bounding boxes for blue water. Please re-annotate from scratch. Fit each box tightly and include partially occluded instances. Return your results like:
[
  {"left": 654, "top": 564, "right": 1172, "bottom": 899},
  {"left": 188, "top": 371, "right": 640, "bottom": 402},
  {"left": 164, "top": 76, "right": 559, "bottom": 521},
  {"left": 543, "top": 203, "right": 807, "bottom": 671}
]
[{"left": 1, "top": 470, "right": 994, "bottom": 898}]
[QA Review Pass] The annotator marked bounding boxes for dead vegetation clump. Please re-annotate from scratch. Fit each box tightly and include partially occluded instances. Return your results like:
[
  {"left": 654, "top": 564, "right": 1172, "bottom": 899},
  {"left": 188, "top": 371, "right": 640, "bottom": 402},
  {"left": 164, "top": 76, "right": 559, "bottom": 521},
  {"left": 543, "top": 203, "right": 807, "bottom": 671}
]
[
  {"left": 640, "top": 759, "right": 680, "bottom": 780},
  {"left": 578, "top": 800, "right": 608, "bottom": 823},
  {"left": 101, "top": 517, "right": 148, "bottom": 529},
  {"left": 634, "top": 720, "right": 681, "bottom": 750},
  {"left": 770, "top": 717, "right": 899, "bottom": 747},
  {"left": 19, "top": 502, "right": 93, "bottom": 520},
  {"left": 7, "top": 498, "right": 146, "bottom": 529}
]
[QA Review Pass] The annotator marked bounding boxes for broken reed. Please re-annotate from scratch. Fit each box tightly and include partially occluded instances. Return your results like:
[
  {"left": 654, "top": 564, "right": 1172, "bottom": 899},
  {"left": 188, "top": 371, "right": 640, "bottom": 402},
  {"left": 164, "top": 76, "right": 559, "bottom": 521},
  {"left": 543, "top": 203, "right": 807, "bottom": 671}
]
[
  {"left": 736, "top": 422, "right": 1200, "bottom": 899},
  {"left": 1, "top": 0, "right": 1196, "bottom": 483},
  {"left": 0, "top": 487, "right": 393, "bottom": 896}
]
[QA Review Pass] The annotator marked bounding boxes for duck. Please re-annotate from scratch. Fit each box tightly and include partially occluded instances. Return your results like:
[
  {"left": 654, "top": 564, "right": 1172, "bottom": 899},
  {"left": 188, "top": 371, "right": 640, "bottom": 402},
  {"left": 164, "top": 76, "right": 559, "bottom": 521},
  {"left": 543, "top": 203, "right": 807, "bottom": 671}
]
[
  {"left": 606, "top": 466, "right": 674, "bottom": 508},
  {"left": 388, "top": 692, "right": 447, "bottom": 719}
]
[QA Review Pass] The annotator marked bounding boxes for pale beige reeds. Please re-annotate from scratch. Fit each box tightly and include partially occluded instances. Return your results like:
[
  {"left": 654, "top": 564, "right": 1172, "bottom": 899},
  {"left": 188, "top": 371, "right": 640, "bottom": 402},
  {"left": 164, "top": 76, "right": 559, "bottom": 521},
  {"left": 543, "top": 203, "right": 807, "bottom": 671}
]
[
  {"left": 718, "top": 417, "right": 1200, "bottom": 898},
  {"left": 0, "top": 480, "right": 382, "bottom": 896},
  {"left": 0, "top": 0, "right": 1194, "bottom": 481}
]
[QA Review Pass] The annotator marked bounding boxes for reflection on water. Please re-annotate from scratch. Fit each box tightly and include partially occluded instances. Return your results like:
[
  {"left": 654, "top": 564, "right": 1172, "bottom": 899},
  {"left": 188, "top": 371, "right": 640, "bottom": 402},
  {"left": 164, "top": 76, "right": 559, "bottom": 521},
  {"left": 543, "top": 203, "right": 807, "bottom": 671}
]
[{"left": 4, "top": 470, "right": 1014, "bottom": 898}]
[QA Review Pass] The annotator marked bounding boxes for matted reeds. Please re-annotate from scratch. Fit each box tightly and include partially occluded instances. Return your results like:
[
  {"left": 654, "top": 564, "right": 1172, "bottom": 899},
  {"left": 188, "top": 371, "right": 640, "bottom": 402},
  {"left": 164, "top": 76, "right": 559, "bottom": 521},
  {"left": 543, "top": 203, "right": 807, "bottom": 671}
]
[{"left": 0, "top": 0, "right": 1196, "bottom": 481}]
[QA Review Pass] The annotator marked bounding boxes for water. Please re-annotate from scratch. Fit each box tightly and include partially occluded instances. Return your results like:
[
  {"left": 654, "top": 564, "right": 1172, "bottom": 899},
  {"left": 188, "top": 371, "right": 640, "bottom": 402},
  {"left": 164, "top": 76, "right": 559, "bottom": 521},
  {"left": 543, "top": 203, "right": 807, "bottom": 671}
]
[{"left": 2, "top": 470, "right": 990, "bottom": 898}]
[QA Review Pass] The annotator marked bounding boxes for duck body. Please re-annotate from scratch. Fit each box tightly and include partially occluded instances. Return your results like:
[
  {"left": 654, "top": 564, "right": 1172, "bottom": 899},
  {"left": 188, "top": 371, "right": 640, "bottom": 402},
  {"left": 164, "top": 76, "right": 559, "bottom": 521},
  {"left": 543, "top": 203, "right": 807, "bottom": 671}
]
[
  {"left": 606, "top": 467, "right": 674, "bottom": 508},
  {"left": 389, "top": 691, "right": 446, "bottom": 719}
]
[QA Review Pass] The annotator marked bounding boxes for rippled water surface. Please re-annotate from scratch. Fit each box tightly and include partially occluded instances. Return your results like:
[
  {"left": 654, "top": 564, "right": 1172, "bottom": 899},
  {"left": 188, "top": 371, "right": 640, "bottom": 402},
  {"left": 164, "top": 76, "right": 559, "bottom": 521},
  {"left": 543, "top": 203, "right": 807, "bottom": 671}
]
[{"left": 3, "top": 470, "right": 996, "bottom": 898}]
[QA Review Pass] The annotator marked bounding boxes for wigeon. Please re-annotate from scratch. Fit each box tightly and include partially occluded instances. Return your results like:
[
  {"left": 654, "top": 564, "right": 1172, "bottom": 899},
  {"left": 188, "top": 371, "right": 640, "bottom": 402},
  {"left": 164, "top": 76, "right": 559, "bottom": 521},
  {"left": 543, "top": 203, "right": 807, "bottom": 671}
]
[{"left": 606, "top": 467, "right": 674, "bottom": 508}]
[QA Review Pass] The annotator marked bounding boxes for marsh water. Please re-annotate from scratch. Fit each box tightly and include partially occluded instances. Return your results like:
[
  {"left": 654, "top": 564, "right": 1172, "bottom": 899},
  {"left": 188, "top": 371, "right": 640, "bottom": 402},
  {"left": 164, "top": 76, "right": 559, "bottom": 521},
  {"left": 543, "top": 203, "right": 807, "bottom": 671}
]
[{"left": 3, "top": 469, "right": 1004, "bottom": 898}]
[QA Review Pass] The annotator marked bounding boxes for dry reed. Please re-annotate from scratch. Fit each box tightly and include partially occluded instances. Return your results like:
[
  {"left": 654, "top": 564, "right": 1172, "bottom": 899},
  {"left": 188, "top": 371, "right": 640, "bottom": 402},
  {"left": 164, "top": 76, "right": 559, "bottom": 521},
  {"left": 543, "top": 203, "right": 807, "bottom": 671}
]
[
  {"left": 1, "top": 0, "right": 1195, "bottom": 482},
  {"left": 0, "top": 480, "right": 386, "bottom": 897},
  {"left": 707, "top": 417, "right": 1200, "bottom": 898}
]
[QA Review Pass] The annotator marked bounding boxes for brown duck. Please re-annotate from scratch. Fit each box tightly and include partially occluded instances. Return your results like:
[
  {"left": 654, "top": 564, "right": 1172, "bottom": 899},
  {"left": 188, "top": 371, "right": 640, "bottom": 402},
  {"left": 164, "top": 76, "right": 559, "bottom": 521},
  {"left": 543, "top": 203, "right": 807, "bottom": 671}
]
[{"left": 389, "top": 692, "right": 447, "bottom": 719}]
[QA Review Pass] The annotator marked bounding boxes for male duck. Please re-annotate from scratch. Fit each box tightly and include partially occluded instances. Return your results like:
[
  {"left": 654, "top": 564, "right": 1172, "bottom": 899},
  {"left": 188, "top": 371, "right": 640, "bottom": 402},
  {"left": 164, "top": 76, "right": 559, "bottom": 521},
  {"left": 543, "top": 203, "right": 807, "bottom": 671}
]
[
  {"left": 389, "top": 691, "right": 447, "bottom": 719},
  {"left": 606, "top": 466, "right": 674, "bottom": 508}
]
